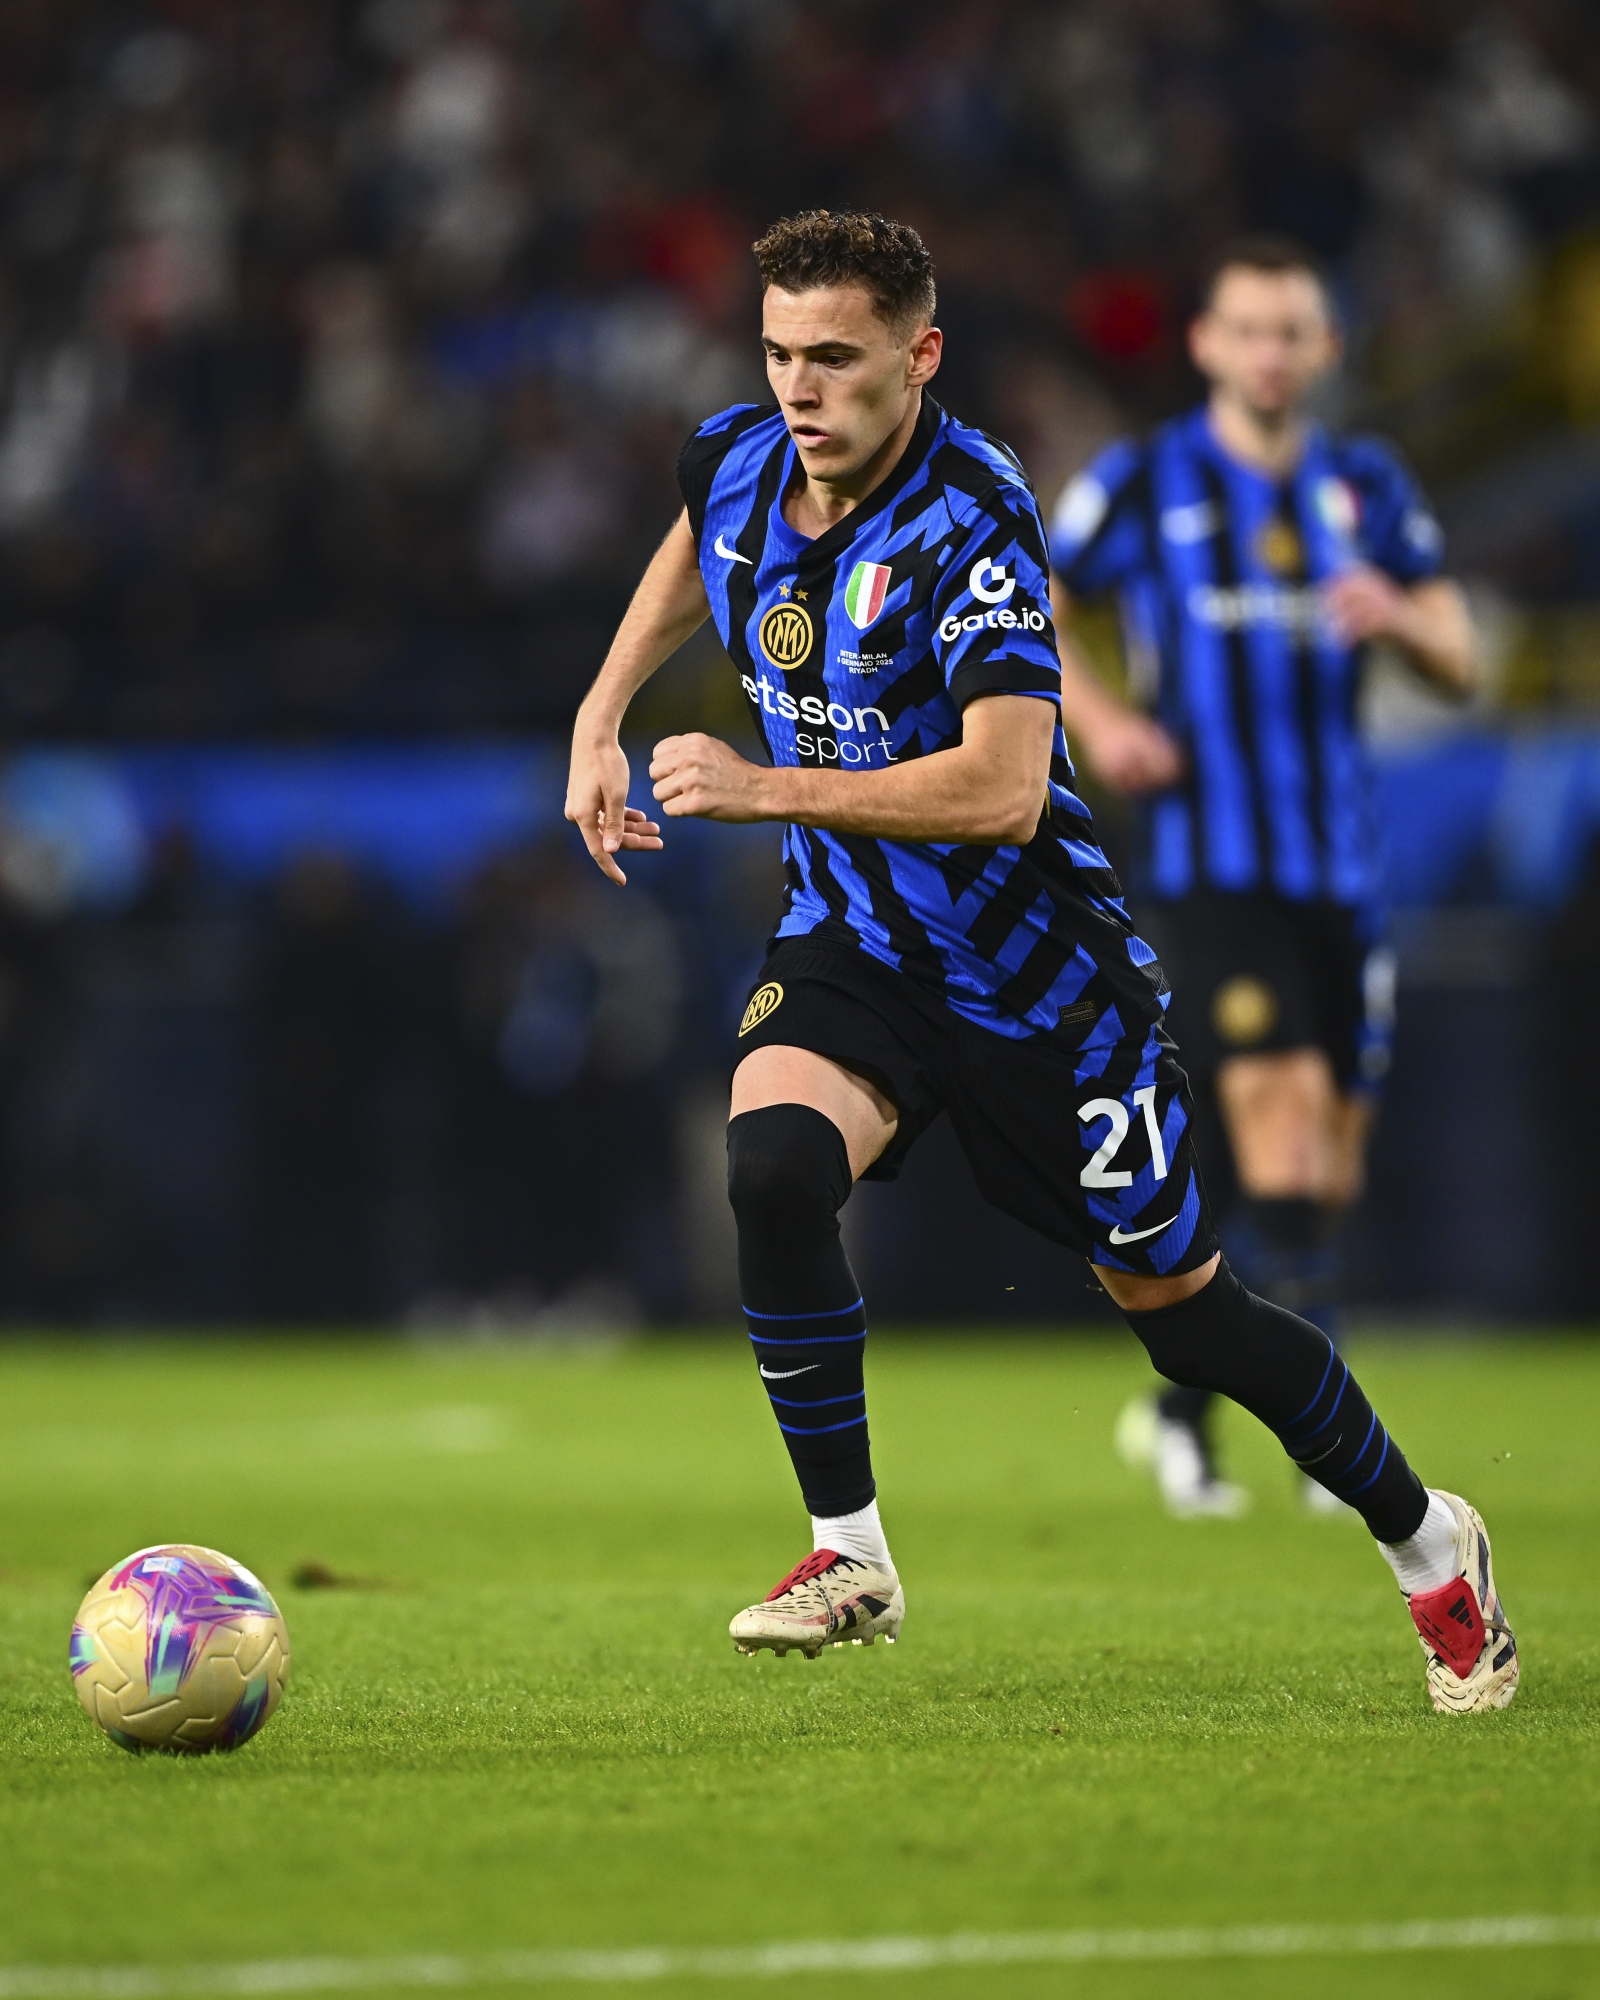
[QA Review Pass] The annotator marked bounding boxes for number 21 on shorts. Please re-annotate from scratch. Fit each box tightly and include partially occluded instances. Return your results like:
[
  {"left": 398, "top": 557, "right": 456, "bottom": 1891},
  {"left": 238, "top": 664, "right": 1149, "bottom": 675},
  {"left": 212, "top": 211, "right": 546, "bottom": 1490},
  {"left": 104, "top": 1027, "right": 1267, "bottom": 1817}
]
[{"left": 1078, "top": 1088, "right": 1169, "bottom": 1189}]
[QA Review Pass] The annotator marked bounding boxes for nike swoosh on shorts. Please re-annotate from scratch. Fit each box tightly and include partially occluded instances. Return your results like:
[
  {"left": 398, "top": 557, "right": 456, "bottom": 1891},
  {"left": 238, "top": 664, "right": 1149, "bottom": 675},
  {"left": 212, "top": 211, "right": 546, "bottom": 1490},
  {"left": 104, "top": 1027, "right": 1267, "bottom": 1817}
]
[
  {"left": 760, "top": 1364, "right": 819, "bottom": 1379},
  {"left": 715, "top": 533, "right": 753, "bottom": 564},
  {"left": 1106, "top": 1217, "right": 1177, "bottom": 1245}
]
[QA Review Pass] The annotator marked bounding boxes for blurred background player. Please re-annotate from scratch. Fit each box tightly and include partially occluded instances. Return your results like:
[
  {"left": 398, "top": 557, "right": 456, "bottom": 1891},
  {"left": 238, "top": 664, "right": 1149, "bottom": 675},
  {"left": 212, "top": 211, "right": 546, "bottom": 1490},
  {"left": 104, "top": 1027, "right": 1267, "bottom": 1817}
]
[{"left": 1048, "top": 239, "right": 1479, "bottom": 1518}]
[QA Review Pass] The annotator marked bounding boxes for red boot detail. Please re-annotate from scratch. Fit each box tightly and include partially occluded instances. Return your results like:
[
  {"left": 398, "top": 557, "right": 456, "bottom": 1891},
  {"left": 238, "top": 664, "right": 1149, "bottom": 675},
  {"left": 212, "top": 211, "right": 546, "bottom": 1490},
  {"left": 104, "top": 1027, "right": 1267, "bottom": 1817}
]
[
  {"left": 1408, "top": 1576, "right": 1486, "bottom": 1680},
  {"left": 765, "top": 1549, "right": 842, "bottom": 1601}
]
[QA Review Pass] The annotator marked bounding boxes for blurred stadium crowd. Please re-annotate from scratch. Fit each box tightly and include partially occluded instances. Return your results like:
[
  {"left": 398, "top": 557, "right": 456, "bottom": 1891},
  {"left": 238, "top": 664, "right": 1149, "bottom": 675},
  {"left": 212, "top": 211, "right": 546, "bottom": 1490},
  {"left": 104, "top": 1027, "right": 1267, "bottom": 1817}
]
[
  {"left": 0, "top": 1, "right": 1599, "bottom": 1325},
  {"left": 2, "top": 0, "right": 1599, "bottom": 732}
]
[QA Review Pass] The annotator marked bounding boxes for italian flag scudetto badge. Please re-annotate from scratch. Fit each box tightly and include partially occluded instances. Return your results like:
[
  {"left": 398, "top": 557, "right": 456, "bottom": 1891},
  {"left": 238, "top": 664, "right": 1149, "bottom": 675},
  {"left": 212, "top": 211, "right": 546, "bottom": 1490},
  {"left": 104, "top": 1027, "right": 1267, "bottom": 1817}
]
[{"left": 843, "top": 560, "right": 891, "bottom": 630}]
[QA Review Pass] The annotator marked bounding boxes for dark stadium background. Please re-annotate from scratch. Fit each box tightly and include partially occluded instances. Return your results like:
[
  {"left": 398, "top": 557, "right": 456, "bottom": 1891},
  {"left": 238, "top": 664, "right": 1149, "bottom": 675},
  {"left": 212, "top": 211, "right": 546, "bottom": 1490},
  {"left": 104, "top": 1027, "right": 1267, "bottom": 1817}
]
[{"left": 0, "top": 0, "right": 1597, "bottom": 1326}]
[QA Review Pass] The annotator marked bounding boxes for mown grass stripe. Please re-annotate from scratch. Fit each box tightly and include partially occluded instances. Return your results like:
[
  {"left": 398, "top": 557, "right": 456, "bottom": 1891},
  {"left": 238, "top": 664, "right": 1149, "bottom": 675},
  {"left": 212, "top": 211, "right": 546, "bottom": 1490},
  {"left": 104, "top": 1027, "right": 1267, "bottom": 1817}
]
[{"left": 1, "top": 1915, "right": 1597, "bottom": 1994}]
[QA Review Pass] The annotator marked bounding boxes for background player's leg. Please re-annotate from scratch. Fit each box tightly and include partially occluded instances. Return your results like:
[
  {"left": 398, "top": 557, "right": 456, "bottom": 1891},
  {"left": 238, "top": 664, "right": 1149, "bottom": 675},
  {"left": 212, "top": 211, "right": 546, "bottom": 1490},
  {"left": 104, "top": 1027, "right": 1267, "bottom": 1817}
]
[{"left": 1217, "top": 1049, "right": 1375, "bottom": 1510}]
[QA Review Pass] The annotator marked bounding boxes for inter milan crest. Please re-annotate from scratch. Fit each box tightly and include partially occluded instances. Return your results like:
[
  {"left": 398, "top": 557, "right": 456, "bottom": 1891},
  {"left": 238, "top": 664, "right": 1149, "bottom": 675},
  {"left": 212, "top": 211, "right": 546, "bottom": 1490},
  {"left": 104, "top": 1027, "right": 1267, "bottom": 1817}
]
[
  {"left": 759, "top": 601, "right": 813, "bottom": 669},
  {"left": 739, "top": 982, "right": 784, "bottom": 1035},
  {"left": 1254, "top": 516, "right": 1304, "bottom": 576}
]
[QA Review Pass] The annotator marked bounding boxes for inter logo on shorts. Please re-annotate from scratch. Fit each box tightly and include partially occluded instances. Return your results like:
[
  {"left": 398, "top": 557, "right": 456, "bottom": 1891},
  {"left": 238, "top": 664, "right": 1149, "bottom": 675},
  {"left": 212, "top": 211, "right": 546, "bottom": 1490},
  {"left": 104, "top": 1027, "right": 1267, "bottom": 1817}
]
[
  {"left": 843, "top": 560, "right": 891, "bottom": 630},
  {"left": 759, "top": 602, "right": 812, "bottom": 669},
  {"left": 739, "top": 981, "right": 783, "bottom": 1036}
]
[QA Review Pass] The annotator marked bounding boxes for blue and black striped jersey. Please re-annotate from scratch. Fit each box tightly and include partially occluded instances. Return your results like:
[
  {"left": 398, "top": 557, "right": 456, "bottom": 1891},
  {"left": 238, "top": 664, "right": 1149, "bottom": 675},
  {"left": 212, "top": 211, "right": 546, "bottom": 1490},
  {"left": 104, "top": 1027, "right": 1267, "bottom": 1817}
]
[
  {"left": 1049, "top": 407, "right": 1444, "bottom": 908},
  {"left": 678, "top": 393, "right": 1148, "bottom": 1041}
]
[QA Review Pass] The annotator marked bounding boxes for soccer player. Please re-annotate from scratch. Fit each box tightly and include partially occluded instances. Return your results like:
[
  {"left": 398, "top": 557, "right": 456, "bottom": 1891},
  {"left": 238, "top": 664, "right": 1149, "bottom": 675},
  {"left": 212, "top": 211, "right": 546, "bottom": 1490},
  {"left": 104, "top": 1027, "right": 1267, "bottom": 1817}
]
[
  {"left": 564, "top": 211, "right": 1514, "bottom": 1714},
  {"left": 1048, "top": 238, "right": 1478, "bottom": 1518}
]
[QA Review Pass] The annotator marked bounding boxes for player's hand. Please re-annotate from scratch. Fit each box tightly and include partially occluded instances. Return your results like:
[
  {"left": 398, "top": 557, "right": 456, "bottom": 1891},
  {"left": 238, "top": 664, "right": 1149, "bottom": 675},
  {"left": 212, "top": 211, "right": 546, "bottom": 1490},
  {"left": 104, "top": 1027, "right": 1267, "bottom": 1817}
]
[
  {"left": 1082, "top": 709, "right": 1185, "bottom": 794},
  {"left": 564, "top": 734, "right": 663, "bottom": 886},
  {"left": 1322, "top": 565, "right": 1413, "bottom": 647},
  {"left": 649, "top": 733, "right": 770, "bottom": 822}
]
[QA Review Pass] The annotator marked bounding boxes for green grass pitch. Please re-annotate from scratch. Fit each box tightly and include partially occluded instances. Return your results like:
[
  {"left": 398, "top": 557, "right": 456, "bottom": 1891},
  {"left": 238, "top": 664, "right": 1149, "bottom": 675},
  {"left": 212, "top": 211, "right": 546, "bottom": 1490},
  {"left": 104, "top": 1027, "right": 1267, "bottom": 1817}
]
[{"left": 0, "top": 1331, "right": 1597, "bottom": 1999}]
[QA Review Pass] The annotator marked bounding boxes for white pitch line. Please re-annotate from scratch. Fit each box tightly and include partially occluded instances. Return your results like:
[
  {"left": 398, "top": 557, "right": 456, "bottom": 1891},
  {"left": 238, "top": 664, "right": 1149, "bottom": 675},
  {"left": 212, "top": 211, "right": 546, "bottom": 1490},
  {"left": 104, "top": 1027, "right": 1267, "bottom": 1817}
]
[{"left": 0, "top": 1916, "right": 1597, "bottom": 1996}]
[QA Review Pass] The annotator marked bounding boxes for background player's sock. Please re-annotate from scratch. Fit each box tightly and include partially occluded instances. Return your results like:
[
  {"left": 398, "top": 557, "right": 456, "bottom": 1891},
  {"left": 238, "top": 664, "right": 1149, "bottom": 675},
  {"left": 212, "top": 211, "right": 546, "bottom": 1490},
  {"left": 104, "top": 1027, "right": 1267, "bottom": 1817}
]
[
  {"left": 811, "top": 1497, "right": 895, "bottom": 1577},
  {"left": 1220, "top": 1196, "right": 1333, "bottom": 1315},
  {"left": 1120, "top": 1262, "right": 1428, "bottom": 1543},
  {"left": 1155, "top": 1381, "right": 1212, "bottom": 1430},
  {"left": 1379, "top": 1490, "right": 1459, "bottom": 1593},
  {"left": 728, "top": 1104, "right": 875, "bottom": 1517}
]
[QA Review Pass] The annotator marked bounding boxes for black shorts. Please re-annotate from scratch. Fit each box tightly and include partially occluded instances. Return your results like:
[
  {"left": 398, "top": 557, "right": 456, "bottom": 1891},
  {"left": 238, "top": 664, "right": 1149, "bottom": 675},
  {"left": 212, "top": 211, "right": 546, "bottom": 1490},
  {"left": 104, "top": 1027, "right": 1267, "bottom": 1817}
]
[
  {"left": 733, "top": 938, "right": 1218, "bottom": 1278},
  {"left": 1133, "top": 893, "right": 1394, "bottom": 1094}
]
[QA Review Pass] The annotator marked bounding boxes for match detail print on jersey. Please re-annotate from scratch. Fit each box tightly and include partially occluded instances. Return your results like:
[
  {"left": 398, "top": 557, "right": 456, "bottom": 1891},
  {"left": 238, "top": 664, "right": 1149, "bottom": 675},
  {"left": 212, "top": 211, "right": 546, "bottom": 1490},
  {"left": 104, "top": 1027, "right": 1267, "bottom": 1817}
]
[{"left": 843, "top": 560, "right": 891, "bottom": 629}]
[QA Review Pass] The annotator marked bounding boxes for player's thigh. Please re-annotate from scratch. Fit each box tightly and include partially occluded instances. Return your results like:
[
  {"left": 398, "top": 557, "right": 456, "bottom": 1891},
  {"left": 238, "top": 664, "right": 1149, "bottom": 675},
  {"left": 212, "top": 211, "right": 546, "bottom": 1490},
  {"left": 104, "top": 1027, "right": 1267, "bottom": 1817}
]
[
  {"left": 730, "top": 1044, "right": 898, "bottom": 1180},
  {"left": 1324, "top": 1087, "right": 1377, "bottom": 1208},
  {"left": 1215, "top": 1046, "right": 1338, "bottom": 1196},
  {"left": 941, "top": 1011, "right": 1219, "bottom": 1281}
]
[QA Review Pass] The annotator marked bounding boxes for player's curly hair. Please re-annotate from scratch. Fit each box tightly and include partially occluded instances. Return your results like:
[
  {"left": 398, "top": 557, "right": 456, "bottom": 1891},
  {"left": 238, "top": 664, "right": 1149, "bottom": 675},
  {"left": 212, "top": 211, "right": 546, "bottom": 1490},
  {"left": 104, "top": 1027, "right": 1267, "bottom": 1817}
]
[{"left": 753, "top": 210, "right": 936, "bottom": 335}]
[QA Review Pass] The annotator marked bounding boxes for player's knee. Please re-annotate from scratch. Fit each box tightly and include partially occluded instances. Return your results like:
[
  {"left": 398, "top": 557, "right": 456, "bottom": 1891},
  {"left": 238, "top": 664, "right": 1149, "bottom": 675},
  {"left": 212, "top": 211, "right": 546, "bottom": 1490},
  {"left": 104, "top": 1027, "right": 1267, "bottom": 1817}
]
[
  {"left": 1119, "top": 1262, "right": 1241, "bottom": 1391},
  {"left": 726, "top": 1103, "right": 853, "bottom": 1239},
  {"left": 1128, "top": 1319, "right": 1215, "bottom": 1390}
]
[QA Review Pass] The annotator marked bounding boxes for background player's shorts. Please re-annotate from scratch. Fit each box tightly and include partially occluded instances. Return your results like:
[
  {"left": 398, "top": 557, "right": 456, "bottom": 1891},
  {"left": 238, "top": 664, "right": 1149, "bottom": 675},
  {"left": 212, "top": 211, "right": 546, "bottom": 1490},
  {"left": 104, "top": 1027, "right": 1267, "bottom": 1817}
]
[
  {"left": 733, "top": 938, "right": 1218, "bottom": 1279},
  {"left": 1134, "top": 893, "right": 1395, "bottom": 1095}
]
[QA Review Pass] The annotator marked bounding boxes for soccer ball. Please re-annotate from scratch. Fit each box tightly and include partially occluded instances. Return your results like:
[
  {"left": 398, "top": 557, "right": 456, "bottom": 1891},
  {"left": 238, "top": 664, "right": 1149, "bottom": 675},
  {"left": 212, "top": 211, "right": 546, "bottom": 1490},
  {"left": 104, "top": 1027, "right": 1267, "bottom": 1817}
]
[{"left": 70, "top": 1544, "right": 290, "bottom": 1754}]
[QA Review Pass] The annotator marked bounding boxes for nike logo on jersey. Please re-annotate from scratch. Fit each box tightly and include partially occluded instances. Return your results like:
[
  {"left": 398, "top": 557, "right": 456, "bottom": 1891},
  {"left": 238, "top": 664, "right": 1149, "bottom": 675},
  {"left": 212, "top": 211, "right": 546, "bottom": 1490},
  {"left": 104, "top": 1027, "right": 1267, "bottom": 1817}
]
[
  {"left": 714, "top": 533, "right": 753, "bottom": 564},
  {"left": 759, "top": 1363, "right": 820, "bottom": 1379},
  {"left": 1106, "top": 1217, "right": 1177, "bottom": 1245}
]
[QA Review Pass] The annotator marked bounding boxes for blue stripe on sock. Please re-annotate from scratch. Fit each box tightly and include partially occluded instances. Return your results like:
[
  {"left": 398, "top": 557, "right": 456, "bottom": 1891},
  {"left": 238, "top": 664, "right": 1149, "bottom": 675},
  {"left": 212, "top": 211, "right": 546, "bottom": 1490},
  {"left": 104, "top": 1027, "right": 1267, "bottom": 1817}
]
[
  {"left": 776, "top": 1415, "right": 868, "bottom": 1437},
  {"left": 743, "top": 1299, "right": 865, "bottom": 1321},
  {"left": 764, "top": 1391, "right": 865, "bottom": 1409},
  {"left": 1284, "top": 1344, "right": 1340, "bottom": 1430},
  {"left": 748, "top": 1331, "right": 866, "bottom": 1346},
  {"left": 1342, "top": 1420, "right": 1387, "bottom": 1495}
]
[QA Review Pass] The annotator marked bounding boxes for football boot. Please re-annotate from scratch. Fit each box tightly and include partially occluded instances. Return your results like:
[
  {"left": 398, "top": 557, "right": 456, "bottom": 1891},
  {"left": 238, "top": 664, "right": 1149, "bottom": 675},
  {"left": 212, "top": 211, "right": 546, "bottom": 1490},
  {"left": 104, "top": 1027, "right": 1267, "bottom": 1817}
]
[
  {"left": 1115, "top": 1395, "right": 1250, "bottom": 1519},
  {"left": 730, "top": 1549, "right": 903, "bottom": 1658},
  {"left": 1404, "top": 1491, "right": 1519, "bottom": 1714}
]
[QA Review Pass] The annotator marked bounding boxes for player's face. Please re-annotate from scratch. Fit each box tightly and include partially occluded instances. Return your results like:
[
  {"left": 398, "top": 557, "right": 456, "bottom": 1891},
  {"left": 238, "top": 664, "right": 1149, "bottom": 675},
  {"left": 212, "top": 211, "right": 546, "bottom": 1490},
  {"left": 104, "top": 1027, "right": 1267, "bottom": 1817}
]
[
  {"left": 1189, "top": 269, "right": 1339, "bottom": 422},
  {"left": 762, "top": 284, "right": 941, "bottom": 481}
]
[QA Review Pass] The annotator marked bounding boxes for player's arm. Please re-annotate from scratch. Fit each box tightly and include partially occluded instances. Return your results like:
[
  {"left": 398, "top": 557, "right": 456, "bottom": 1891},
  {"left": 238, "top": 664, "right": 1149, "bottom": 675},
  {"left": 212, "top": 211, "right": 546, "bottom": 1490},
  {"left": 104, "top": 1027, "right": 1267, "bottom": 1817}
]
[
  {"left": 1322, "top": 571, "right": 1478, "bottom": 697},
  {"left": 1048, "top": 575, "right": 1184, "bottom": 793},
  {"left": 649, "top": 692, "right": 1054, "bottom": 847},
  {"left": 565, "top": 510, "right": 710, "bottom": 884}
]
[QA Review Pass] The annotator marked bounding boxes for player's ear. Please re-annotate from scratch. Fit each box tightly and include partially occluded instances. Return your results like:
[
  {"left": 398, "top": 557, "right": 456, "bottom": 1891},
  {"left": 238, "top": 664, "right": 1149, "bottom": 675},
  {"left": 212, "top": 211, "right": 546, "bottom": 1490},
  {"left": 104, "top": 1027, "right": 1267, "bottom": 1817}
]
[{"left": 908, "top": 323, "right": 942, "bottom": 387}]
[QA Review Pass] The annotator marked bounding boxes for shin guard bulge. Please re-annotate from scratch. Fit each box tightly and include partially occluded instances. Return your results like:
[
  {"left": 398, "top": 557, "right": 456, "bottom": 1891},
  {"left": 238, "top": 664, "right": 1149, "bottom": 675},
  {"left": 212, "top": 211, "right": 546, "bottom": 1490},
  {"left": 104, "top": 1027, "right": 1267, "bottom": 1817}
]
[
  {"left": 727, "top": 1104, "right": 873, "bottom": 1517},
  {"left": 1122, "top": 1262, "right": 1428, "bottom": 1542}
]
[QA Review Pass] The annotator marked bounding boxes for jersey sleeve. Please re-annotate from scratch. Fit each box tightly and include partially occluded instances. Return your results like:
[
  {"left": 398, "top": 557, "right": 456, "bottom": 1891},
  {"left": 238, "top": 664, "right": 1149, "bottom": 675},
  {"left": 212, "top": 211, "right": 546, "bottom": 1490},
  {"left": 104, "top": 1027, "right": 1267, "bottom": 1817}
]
[
  {"left": 1047, "top": 439, "right": 1150, "bottom": 594},
  {"left": 1344, "top": 438, "right": 1445, "bottom": 584},
  {"left": 676, "top": 403, "right": 766, "bottom": 546},
  {"left": 933, "top": 483, "right": 1061, "bottom": 710}
]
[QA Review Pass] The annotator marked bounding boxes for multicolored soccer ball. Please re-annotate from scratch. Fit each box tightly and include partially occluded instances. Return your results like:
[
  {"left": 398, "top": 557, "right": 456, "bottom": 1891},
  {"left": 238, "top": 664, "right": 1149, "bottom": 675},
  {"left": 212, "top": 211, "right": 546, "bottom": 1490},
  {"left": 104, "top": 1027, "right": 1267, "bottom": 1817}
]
[{"left": 70, "top": 1544, "right": 290, "bottom": 1754}]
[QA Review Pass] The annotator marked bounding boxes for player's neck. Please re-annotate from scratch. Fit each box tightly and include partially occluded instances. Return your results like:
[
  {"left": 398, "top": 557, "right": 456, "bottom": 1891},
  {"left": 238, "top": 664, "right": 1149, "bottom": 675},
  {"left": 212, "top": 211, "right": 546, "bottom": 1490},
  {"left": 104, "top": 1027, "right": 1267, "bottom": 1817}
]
[
  {"left": 783, "top": 389, "right": 923, "bottom": 539},
  {"left": 1206, "top": 392, "right": 1307, "bottom": 479}
]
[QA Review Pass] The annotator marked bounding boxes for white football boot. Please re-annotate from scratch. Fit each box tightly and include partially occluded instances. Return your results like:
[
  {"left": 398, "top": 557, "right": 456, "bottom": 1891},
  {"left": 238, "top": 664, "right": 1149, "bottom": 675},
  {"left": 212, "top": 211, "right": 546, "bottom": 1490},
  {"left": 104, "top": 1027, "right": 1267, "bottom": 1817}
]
[
  {"left": 730, "top": 1549, "right": 904, "bottom": 1658},
  {"left": 1115, "top": 1394, "right": 1250, "bottom": 1518},
  {"left": 1404, "top": 1491, "right": 1519, "bottom": 1714}
]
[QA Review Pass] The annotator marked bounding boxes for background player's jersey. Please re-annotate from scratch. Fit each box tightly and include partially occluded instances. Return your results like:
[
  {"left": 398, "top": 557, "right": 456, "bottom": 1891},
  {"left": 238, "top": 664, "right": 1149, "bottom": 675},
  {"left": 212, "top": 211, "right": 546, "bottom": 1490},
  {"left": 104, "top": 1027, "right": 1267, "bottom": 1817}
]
[
  {"left": 1049, "top": 407, "right": 1445, "bottom": 908},
  {"left": 678, "top": 394, "right": 1151, "bottom": 1042}
]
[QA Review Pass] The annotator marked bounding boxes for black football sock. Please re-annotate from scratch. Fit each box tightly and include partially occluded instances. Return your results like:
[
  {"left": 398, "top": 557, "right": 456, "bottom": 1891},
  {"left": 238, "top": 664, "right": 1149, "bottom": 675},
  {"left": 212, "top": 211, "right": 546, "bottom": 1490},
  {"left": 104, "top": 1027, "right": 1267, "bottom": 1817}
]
[
  {"left": 727, "top": 1104, "right": 873, "bottom": 1517},
  {"left": 1121, "top": 1261, "right": 1427, "bottom": 1542}
]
